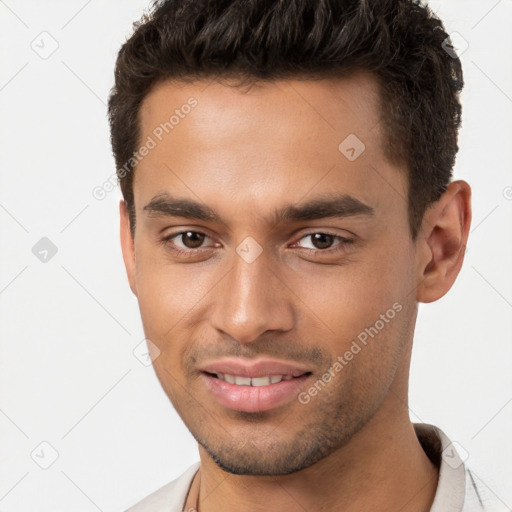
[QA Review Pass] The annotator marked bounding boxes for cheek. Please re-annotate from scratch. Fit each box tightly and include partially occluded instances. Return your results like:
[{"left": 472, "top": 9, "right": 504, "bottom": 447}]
[
  {"left": 134, "top": 241, "right": 215, "bottom": 326},
  {"left": 286, "top": 241, "right": 415, "bottom": 360},
  {"left": 294, "top": 249, "right": 412, "bottom": 323},
  {"left": 352, "top": 230, "right": 416, "bottom": 306}
]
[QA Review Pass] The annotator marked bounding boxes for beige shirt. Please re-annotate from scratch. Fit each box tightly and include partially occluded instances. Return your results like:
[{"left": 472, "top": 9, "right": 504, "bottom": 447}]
[{"left": 125, "top": 424, "right": 489, "bottom": 512}]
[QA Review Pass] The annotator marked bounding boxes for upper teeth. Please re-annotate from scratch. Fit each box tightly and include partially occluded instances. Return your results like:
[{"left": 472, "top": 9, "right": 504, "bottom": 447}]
[{"left": 216, "top": 374, "right": 294, "bottom": 386}]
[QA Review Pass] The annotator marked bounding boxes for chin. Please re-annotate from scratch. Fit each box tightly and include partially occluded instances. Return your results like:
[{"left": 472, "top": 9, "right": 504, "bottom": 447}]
[{"left": 197, "top": 433, "right": 341, "bottom": 476}]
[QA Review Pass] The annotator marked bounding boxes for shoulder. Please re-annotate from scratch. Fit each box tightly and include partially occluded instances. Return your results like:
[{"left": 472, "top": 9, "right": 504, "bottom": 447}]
[{"left": 125, "top": 462, "right": 200, "bottom": 512}]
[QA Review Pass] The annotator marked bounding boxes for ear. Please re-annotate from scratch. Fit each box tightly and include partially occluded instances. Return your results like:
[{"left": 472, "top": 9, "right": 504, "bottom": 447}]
[
  {"left": 415, "top": 180, "right": 471, "bottom": 303},
  {"left": 119, "top": 200, "right": 138, "bottom": 296}
]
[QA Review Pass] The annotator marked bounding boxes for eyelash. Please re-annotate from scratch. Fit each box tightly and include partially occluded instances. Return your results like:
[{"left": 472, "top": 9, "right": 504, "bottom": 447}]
[{"left": 161, "top": 231, "right": 353, "bottom": 258}]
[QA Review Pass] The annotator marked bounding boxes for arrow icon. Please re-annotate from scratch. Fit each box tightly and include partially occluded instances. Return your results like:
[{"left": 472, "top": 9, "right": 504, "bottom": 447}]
[
  {"left": 30, "top": 441, "right": 59, "bottom": 469},
  {"left": 133, "top": 339, "right": 161, "bottom": 366},
  {"left": 30, "top": 31, "right": 59, "bottom": 60},
  {"left": 32, "top": 237, "right": 58, "bottom": 263},
  {"left": 236, "top": 236, "right": 263, "bottom": 263},
  {"left": 441, "top": 441, "right": 468, "bottom": 469},
  {"left": 338, "top": 134, "right": 365, "bottom": 161}
]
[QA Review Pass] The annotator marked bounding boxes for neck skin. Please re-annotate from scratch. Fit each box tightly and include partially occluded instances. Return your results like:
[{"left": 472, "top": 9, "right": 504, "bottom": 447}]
[{"left": 194, "top": 342, "right": 439, "bottom": 512}]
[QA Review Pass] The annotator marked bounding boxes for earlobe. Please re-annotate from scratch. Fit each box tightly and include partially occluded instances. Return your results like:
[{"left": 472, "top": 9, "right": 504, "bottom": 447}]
[
  {"left": 416, "top": 180, "right": 471, "bottom": 303},
  {"left": 119, "top": 200, "right": 138, "bottom": 296}
]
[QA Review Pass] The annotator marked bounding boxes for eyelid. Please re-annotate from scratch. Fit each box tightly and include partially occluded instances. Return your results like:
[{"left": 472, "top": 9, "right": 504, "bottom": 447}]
[
  {"left": 162, "top": 230, "right": 217, "bottom": 249},
  {"left": 292, "top": 231, "right": 353, "bottom": 250}
]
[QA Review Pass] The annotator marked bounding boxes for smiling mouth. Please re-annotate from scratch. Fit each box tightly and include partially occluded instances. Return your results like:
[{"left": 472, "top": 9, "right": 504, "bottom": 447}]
[
  {"left": 204, "top": 371, "right": 312, "bottom": 387},
  {"left": 201, "top": 368, "right": 313, "bottom": 412}
]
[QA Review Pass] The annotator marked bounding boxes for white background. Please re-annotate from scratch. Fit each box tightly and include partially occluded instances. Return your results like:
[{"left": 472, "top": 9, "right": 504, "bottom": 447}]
[{"left": 0, "top": 1, "right": 511, "bottom": 510}]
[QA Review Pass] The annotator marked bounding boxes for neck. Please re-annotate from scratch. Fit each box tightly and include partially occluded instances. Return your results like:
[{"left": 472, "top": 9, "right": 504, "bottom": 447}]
[{"left": 196, "top": 398, "right": 438, "bottom": 512}]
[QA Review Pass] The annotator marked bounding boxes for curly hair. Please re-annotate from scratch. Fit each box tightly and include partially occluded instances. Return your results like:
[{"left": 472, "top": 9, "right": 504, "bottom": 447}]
[{"left": 108, "top": 0, "right": 463, "bottom": 238}]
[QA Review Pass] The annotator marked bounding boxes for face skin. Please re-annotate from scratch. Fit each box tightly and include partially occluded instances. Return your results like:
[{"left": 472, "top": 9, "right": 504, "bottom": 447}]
[{"left": 120, "top": 73, "right": 471, "bottom": 512}]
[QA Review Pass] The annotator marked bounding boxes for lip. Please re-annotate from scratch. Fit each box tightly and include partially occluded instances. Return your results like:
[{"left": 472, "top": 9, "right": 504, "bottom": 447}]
[
  {"left": 200, "top": 358, "right": 312, "bottom": 378},
  {"left": 200, "top": 358, "right": 312, "bottom": 413}
]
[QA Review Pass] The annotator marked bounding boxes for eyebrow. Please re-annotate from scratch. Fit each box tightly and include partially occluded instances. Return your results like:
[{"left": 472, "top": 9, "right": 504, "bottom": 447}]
[{"left": 143, "top": 192, "right": 375, "bottom": 225}]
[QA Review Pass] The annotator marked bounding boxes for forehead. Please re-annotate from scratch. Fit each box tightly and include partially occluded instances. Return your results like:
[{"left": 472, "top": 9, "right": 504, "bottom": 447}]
[
  {"left": 134, "top": 74, "right": 406, "bottom": 221},
  {"left": 139, "top": 73, "right": 383, "bottom": 148}
]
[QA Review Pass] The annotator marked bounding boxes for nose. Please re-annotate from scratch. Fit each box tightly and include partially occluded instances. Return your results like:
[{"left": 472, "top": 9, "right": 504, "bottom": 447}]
[{"left": 209, "top": 249, "right": 294, "bottom": 344}]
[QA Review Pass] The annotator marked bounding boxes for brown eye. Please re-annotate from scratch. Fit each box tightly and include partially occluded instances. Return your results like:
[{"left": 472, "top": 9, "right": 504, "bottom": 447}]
[
  {"left": 179, "top": 231, "right": 206, "bottom": 248},
  {"left": 295, "top": 233, "right": 337, "bottom": 250},
  {"left": 309, "top": 233, "right": 335, "bottom": 250},
  {"left": 294, "top": 232, "right": 353, "bottom": 254},
  {"left": 161, "top": 230, "right": 218, "bottom": 260}
]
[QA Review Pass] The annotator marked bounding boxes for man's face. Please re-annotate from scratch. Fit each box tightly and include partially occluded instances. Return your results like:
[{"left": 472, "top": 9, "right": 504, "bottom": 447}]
[{"left": 123, "top": 74, "right": 421, "bottom": 475}]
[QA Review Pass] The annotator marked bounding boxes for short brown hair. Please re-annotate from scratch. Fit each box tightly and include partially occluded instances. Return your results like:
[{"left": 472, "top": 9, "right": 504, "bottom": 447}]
[{"left": 108, "top": 0, "right": 463, "bottom": 238}]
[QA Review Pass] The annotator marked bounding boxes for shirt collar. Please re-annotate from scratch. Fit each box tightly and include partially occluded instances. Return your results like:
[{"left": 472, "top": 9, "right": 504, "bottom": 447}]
[{"left": 414, "top": 423, "right": 466, "bottom": 512}]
